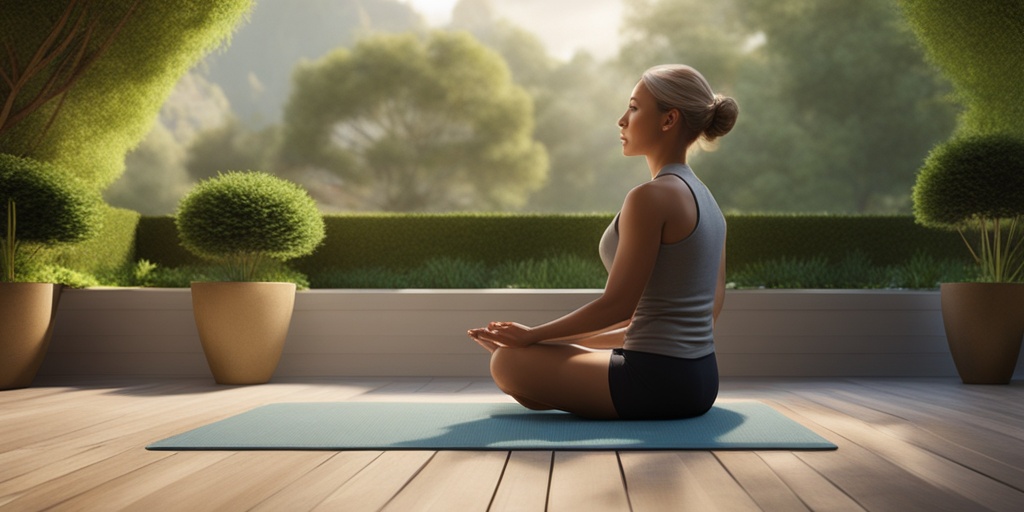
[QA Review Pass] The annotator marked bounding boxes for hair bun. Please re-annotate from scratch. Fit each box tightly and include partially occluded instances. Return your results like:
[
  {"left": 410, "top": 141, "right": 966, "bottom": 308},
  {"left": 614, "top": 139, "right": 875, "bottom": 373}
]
[{"left": 704, "top": 96, "right": 739, "bottom": 141}]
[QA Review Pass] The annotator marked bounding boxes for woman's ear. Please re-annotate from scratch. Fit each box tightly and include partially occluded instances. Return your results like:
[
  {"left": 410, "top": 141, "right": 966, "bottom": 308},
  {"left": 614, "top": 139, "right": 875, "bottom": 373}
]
[{"left": 662, "top": 109, "right": 680, "bottom": 131}]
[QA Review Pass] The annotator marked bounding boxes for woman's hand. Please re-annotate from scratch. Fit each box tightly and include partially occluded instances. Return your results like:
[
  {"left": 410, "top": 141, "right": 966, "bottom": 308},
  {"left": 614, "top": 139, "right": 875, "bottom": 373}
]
[{"left": 467, "top": 322, "right": 538, "bottom": 348}]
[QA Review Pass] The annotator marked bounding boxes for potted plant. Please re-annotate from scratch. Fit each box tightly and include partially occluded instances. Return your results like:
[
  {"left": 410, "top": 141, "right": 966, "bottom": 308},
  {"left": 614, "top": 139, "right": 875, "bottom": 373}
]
[
  {"left": 176, "top": 171, "right": 325, "bottom": 384},
  {"left": 913, "top": 134, "right": 1024, "bottom": 384},
  {"left": 0, "top": 154, "right": 100, "bottom": 390}
]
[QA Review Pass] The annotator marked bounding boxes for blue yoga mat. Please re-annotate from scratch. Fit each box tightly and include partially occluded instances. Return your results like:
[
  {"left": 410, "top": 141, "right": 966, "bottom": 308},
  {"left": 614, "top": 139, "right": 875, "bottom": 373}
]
[{"left": 147, "top": 401, "right": 836, "bottom": 451}]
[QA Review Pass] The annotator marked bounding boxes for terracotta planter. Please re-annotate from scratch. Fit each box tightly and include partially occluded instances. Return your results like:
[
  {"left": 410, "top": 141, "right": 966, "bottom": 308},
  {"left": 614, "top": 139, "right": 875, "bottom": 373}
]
[
  {"left": 940, "top": 282, "right": 1024, "bottom": 384},
  {"left": 191, "top": 282, "right": 296, "bottom": 385},
  {"left": 0, "top": 283, "right": 61, "bottom": 390}
]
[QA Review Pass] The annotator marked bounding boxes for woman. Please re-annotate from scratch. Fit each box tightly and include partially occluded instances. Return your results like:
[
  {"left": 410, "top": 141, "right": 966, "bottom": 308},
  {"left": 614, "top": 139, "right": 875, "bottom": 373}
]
[{"left": 468, "top": 64, "right": 738, "bottom": 420}]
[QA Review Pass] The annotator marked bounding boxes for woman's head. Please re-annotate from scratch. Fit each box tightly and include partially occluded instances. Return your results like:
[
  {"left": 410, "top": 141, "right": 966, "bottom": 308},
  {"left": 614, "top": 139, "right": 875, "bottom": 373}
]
[{"left": 640, "top": 64, "right": 738, "bottom": 146}]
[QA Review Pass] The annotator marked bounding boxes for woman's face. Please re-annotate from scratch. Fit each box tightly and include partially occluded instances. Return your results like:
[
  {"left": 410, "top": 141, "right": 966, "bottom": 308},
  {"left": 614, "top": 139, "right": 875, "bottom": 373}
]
[{"left": 618, "top": 80, "right": 665, "bottom": 157}]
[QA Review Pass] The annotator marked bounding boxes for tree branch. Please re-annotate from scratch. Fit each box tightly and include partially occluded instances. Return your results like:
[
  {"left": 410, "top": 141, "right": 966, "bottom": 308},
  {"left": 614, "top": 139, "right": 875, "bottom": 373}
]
[{"left": 0, "top": 0, "right": 141, "bottom": 143}]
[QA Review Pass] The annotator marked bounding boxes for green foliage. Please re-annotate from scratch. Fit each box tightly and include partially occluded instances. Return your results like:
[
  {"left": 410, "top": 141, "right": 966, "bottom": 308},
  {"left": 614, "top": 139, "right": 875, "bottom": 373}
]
[
  {"left": 103, "top": 123, "right": 191, "bottom": 215},
  {"left": 912, "top": 134, "right": 1024, "bottom": 282},
  {"left": 279, "top": 30, "right": 548, "bottom": 211},
  {"left": 888, "top": 252, "right": 974, "bottom": 289},
  {"left": 140, "top": 213, "right": 969, "bottom": 282},
  {"left": 730, "top": 254, "right": 883, "bottom": 289},
  {"left": 913, "top": 135, "right": 1024, "bottom": 226},
  {"left": 0, "top": 0, "right": 254, "bottom": 190},
  {"left": 175, "top": 171, "right": 326, "bottom": 281},
  {"left": 723, "top": 214, "right": 968, "bottom": 270},
  {"left": 36, "top": 204, "right": 139, "bottom": 278},
  {"left": 620, "top": 0, "right": 957, "bottom": 213},
  {"left": 491, "top": 254, "right": 608, "bottom": 289},
  {"left": 132, "top": 259, "right": 310, "bottom": 289},
  {"left": 200, "top": 0, "right": 422, "bottom": 124},
  {"left": 897, "top": 0, "right": 1024, "bottom": 138},
  {"left": 730, "top": 252, "right": 974, "bottom": 289},
  {"left": 292, "top": 213, "right": 613, "bottom": 275},
  {"left": 20, "top": 264, "right": 100, "bottom": 288},
  {"left": 448, "top": 8, "right": 634, "bottom": 213},
  {"left": 0, "top": 154, "right": 102, "bottom": 282},
  {"left": 186, "top": 118, "right": 280, "bottom": 182},
  {"left": 308, "top": 255, "right": 605, "bottom": 289}
]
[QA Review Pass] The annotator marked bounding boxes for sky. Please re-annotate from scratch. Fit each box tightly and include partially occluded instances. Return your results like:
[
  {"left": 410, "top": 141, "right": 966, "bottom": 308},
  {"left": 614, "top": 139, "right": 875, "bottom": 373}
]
[{"left": 399, "top": 0, "right": 625, "bottom": 59}]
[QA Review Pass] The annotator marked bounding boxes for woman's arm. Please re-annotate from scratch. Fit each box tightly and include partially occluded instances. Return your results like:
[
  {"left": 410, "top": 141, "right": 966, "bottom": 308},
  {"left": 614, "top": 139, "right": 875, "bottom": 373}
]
[
  {"left": 472, "top": 184, "right": 670, "bottom": 347},
  {"left": 713, "top": 237, "right": 726, "bottom": 327},
  {"left": 542, "top": 319, "right": 630, "bottom": 348}
]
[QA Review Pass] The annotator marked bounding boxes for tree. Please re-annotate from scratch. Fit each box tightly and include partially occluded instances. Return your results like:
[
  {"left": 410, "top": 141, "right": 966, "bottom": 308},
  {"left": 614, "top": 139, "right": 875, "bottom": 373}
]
[
  {"left": 618, "top": 0, "right": 957, "bottom": 213},
  {"left": 103, "top": 123, "right": 190, "bottom": 215},
  {"left": 186, "top": 118, "right": 280, "bottom": 183},
  {"left": 619, "top": 0, "right": 749, "bottom": 87},
  {"left": 278, "top": 31, "right": 548, "bottom": 211},
  {"left": 0, "top": 0, "right": 254, "bottom": 191},
  {"left": 449, "top": 0, "right": 638, "bottom": 213},
  {"left": 199, "top": 0, "right": 423, "bottom": 126},
  {"left": 896, "top": 0, "right": 1024, "bottom": 139}
]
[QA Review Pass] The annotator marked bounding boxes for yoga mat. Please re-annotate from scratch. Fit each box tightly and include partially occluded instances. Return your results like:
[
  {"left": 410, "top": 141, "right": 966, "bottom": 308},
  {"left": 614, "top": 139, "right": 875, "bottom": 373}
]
[{"left": 147, "top": 401, "right": 836, "bottom": 451}]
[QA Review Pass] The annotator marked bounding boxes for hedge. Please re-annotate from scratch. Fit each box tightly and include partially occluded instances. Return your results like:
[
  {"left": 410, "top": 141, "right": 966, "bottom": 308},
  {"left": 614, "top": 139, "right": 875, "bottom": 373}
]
[
  {"left": 134, "top": 213, "right": 968, "bottom": 275},
  {"left": 38, "top": 204, "right": 140, "bottom": 276}
]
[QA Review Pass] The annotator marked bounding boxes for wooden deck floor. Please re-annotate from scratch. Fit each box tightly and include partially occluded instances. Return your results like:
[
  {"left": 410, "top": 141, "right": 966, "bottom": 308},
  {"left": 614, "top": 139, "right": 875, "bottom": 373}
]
[{"left": 1, "top": 377, "right": 1022, "bottom": 511}]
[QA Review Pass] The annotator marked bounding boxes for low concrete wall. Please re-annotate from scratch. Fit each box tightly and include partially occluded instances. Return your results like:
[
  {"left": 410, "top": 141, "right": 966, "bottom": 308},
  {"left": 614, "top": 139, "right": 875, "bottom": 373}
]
[{"left": 38, "top": 288, "right": 1024, "bottom": 379}]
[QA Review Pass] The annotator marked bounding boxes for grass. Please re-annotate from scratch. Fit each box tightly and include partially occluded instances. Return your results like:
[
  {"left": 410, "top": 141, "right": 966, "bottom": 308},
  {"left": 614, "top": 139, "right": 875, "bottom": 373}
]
[{"left": 37, "top": 251, "right": 975, "bottom": 290}]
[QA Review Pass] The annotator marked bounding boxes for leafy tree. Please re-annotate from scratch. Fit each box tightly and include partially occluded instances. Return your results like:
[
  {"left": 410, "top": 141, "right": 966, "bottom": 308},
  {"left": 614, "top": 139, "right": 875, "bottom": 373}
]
[
  {"left": 200, "top": 0, "right": 422, "bottom": 125},
  {"left": 0, "top": 0, "right": 254, "bottom": 191},
  {"left": 618, "top": 0, "right": 957, "bottom": 213},
  {"left": 619, "top": 0, "right": 749, "bottom": 87},
  {"left": 103, "top": 123, "right": 191, "bottom": 215},
  {"left": 186, "top": 118, "right": 281, "bottom": 182},
  {"left": 896, "top": 0, "right": 1024, "bottom": 138},
  {"left": 450, "top": 0, "right": 637, "bottom": 212},
  {"left": 106, "top": 71, "right": 234, "bottom": 215},
  {"left": 278, "top": 31, "right": 548, "bottom": 211},
  {"left": 732, "top": 0, "right": 957, "bottom": 212}
]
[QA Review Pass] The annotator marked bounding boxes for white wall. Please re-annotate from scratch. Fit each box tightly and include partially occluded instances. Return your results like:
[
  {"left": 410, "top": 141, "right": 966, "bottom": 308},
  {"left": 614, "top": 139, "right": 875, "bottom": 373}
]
[{"left": 38, "top": 288, "right": 1024, "bottom": 379}]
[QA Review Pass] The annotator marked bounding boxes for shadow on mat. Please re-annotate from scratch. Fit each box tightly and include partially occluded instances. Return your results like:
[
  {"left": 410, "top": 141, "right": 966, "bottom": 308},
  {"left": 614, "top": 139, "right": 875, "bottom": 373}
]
[{"left": 393, "top": 406, "right": 747, "bottom": 449}]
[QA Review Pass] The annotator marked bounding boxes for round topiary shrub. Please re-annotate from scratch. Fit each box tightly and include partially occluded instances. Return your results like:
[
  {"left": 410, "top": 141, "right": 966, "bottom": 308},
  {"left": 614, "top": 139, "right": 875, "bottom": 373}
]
[
  {"left": 175, "top": 171, "right": 326, "bottom": 281},
  {"left": 912, "top": 134, "right": 1024, "bottom": 282},
  {"left": 0, "top": 153, "right": 102, "bottom": 282}
]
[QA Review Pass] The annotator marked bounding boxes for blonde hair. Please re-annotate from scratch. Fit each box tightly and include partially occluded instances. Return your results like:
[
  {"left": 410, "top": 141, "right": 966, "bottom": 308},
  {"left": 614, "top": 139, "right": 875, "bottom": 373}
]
[{"left": 641, "top": 64, "right": 739, "bottom": 146}]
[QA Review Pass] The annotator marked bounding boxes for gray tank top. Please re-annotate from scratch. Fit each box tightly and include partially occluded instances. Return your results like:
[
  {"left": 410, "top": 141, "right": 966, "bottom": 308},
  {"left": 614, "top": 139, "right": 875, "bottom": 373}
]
[{"left": 598, "top": 163, "right": 726, "bottom": 359}]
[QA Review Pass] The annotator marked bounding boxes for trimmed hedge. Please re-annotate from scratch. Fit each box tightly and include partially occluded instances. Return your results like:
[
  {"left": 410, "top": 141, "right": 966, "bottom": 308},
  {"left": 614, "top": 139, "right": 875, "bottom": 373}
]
[
  {"left": 725, "top": 215, "right": 969, "bottom": 268},
  {"left": 38, "top": 204, "right": 139, "bottom": 277},
  {"left": 135, "top": 213, "right": 968, "bottom": 276}
]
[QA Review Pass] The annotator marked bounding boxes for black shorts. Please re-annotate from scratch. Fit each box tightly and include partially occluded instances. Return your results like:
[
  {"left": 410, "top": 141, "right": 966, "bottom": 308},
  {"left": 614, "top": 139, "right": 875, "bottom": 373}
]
[{"left": 608, "top": 348, "right": 719, "bottom": 420}]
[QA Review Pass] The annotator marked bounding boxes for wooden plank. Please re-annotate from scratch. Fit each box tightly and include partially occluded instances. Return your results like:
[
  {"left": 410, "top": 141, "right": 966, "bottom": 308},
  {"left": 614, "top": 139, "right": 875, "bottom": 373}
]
[
  {"left": 313, "top": 451, "right": 436, "bottom": 511},
  {"left": 851, "top": 379, "right": 1024, "bottom": 440},
  {"left": 768, "top": 399, "right": 993, "bottom": 511},
  {"left": 125, "top": 452, "right": 334, "bottom": 511},
  {"left": 45, "top": 452, "right": 233, "bottom": 511},
  {"left": 252, "top": 451, "right": 383, "bottom": 511},
  {"left": 489, "top": 451, "right": 552, "bottom": 512},
  {"left": 382, "top": 451, "right": 508, "bottom": 511},
  {"left": 715, "top": 451, "right": 810, "bottom": 511},
  {"left": 670, "top": 452, "right": 759, "bottom": 511},
  {"left": 619, "top": 451, "right": 719, "bottom": 511},
  {"left": 757, "top": 452, "right": 865, "bottom": 512},
  {"left": 547, "top": 452, "right": 629, "bottom": 512},
  {"left": 0, "top": 381, "right": 348, "bottom": 495},
  {"left": 822, "top": 385, "right": 1024, "bottom": 488},
  {"left": 788, "top": 389, "right": 1024, "bottom": 511},
  {"left": 0, "top": 448, "right": 175, "bottom": 510}
]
